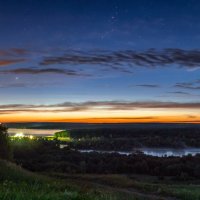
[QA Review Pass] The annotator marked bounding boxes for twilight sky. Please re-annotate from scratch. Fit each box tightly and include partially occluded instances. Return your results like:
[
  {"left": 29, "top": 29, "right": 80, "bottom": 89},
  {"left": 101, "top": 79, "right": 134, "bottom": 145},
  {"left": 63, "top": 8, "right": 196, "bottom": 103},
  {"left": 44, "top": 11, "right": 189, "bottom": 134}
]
[{"left": 0, "top": 0, "right": 200, "bottom": 123}]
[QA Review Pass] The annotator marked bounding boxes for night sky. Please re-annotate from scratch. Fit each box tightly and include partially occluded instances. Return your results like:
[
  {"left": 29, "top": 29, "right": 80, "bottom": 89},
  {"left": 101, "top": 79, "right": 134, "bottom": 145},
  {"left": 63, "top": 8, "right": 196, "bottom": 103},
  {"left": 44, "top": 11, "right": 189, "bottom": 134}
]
[{"left": 0, "top": 0, "right": 200, "bottom": 123}]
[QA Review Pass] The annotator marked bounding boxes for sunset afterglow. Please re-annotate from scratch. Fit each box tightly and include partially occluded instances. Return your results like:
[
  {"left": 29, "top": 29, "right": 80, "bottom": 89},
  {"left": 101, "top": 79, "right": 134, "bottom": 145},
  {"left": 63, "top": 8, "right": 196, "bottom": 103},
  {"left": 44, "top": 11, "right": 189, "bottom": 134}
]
[{"left": 0, "top": 0, "right": 200, "bottom": 124}]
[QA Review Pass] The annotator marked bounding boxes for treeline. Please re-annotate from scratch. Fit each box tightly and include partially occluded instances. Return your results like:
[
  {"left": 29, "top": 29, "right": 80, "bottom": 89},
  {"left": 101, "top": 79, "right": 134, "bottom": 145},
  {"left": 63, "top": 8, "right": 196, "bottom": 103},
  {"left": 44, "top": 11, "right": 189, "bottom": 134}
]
[
  {"left": 70, "top": 127, "right": 200, "bottom": 139},
  {"left": 0, "top": 124, "right": 12, "bottom": 160},
  {"left": 12, "top": 139, "right": 200, "bottom": 180},
  {"left": 67, "top": 127, "right": 200, "bottom": 149}
]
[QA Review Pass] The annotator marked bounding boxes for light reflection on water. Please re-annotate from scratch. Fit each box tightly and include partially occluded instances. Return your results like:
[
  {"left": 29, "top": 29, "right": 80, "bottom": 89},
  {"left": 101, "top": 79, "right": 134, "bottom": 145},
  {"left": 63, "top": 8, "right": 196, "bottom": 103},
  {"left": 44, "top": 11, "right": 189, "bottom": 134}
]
[
  {"left": 141, "top": 148, "right": 200, "bottom": 157},
  {"left": 8, "top": 128, "right": 62, "bottom": 136},
  {"left": 9, "top": 129, "right": 200, "bottom": 157},
  {"left": 78, "top": 148, "right": 200, "bottom": 157}
]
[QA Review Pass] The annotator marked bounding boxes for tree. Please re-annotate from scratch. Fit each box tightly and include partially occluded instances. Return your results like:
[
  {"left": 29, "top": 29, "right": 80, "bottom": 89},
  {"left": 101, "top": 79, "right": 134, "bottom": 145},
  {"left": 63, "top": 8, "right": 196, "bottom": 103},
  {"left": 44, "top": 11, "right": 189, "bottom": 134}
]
[
  {"left": 0, "top": 124, "right": 12, "bottom": 160},
  {"left": 54, "top": 130, "right": 70, "bottom": 138}
]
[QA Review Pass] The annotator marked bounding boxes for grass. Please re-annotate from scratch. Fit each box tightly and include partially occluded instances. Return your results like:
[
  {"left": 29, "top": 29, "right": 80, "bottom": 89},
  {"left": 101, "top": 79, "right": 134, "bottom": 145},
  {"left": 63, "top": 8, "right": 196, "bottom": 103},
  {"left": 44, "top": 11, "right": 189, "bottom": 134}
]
[
  {"left": 0, "top": 160, "right": 139, "bottom": 200},
  {"left": 52, "top": 173, "right": 200, "bottom": 200},
  {"left": 1, "top": 159, "right": 200, "bottom": 200},
  {"left": 160, "top": 185, "right": 200, "bottom": 200}
]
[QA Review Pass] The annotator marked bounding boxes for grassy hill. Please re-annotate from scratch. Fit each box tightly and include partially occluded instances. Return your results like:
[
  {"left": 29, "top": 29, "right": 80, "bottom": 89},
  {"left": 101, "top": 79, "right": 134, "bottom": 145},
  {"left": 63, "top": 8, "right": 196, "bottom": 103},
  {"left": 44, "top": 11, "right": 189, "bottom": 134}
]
[
  {"left": 1, "top": 159, "right": 200, "bottom": 200},
  {"left": 0, "top": 159, "right": 79, "bottom": 200},
  {"left": 51, "top": 173, "right": 200, "bottom": 200},
  {"left": 0, "top": 160, "right": 138, "bottom": 200}
]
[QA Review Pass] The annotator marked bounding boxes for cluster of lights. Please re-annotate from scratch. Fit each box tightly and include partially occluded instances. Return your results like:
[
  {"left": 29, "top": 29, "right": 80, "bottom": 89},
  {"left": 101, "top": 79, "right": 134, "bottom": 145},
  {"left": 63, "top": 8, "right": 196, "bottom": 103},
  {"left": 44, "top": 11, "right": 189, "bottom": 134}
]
[
  {"left": 13, "top": 133, "right": 24, "bottom": 138},
  {"left": 13, "top": 132, "right": 34, "bottom": 139}
]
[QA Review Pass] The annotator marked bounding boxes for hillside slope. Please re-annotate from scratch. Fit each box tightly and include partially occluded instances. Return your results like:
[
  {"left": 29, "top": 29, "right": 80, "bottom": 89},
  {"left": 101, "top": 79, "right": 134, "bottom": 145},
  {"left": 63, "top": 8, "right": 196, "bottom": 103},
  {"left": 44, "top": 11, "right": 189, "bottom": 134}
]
[{"left": 0, "top": 160, "right": 139, "bottom": 200}]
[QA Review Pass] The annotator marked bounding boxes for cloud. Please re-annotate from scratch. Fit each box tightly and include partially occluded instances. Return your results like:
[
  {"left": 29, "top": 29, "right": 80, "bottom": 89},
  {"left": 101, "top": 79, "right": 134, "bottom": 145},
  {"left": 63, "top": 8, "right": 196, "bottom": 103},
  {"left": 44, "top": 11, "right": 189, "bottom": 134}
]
[
  {"left": 167, "top": 91, "right": 191, "bottom": 95},
  {"left": 1, "top": 101, "right": 200, "bottom": 114},
  {"left": 0, "top": 48, "right": 29, "bottom": 66},
  {"left": 158, "top": 91, "right": 200, "bottom": 98},
  {"left": 0, "top": 112, "right": 11, "bottom": 115},
  {"left": 0, "top": 83, "right": 27, "bottom": 88},
  {"left": 2, "top": 48, "right": 200, "bottom": 77},
  {"left": 174, "top": 79, "right": 200, "bottom": 90},
  {"left": 187, "top": 115, "right": 197, "bottom": 119},
  {"left": 0, "top": 82, "right": 61, "bottom": 89},
  {"left": 175, "top": 83, "right": 200, "bottom": 90},
  {"left": 40, "top": 48, "right": 200, "bottom": 70},
  {"left": 2, "top": 48, "right": 200, "bottom": 72},
  {"left": 0, "top": 68, "right": 89, "bottom": 77},
  {"left": 10, "top": 48, "right": 29, "bottom": 55},
  {"left": 0, "top": 48, "right": 29, "bottom": 56},
  {"left": 0, "top": 59, "right": 26, "bottom": 66},
  {"left": 135, "top": 84, "right": 159, "bottom": 88},
  {"left": 166, "top": 91, "right": 197, "bottom": 96},
  {"left": 62, "top": 116, "right": 159, "bottom": 121}
]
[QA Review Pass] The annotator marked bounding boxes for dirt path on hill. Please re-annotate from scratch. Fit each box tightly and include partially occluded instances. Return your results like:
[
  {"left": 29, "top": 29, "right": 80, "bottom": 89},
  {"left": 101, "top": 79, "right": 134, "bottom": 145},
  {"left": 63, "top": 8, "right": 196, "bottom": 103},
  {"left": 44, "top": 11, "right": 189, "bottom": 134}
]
[
  {"left": 61, "top": 175, "right": 179, "bottom": 200},
  {"left": 87, "top": 181, "right": 178, "bottom": 200}
]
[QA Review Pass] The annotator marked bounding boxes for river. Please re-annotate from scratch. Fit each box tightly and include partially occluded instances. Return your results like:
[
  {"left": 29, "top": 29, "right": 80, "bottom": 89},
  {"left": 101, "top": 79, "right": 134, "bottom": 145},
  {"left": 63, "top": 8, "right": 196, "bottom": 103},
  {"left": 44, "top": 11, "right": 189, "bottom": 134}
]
[
  {"left": 8, "top": 128, "right": 200, "bottom": 157},
  {"left": 78, "top": 148, "right": 200, "bottom": 157},
  {"left": 8, "top": 128, "right": 62, "bottom": 136}
]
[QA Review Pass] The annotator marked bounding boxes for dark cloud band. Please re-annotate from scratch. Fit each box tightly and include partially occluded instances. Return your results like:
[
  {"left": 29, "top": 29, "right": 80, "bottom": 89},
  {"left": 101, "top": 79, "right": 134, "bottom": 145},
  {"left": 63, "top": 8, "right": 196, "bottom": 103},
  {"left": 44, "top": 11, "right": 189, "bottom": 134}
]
[
  {"left": 40, "top": 49, "right": 200, "bottom": 69},
  {"left": 0, "top": 68, "right": 89, "bottom": 77},
  {"left": 174, "top": 79, "right": 200, "bottom": 90},
  {"left": 1, "top": 101, "right": 200, "bottom": 114}
]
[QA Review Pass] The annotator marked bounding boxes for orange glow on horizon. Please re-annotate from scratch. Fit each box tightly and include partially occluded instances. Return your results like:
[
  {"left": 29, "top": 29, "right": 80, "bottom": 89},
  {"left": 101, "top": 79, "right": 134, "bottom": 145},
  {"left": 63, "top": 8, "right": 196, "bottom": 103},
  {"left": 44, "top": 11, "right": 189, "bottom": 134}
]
[
  {"left": 0, "top": 115, "right": 199, "bottom": 124},
  {"left": 1, "top": 108, "right": 200, "bottom": 123}
]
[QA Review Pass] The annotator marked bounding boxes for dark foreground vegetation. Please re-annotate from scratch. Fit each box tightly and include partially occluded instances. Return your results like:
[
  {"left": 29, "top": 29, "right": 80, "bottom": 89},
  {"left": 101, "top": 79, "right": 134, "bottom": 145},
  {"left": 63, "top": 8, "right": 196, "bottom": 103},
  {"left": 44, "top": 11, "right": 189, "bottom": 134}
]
[
  {"left": 67, "top": 127, "right": 200, "bottom": 150},
  {"left": 1, "top": 124, "right": 200, "bottom": 199},
  {"left": 0, "top": 124, "right": 136, "bottom": 200},
  {"left": 12, "top": 138, "right": 200, "bottom": 180},
  {"left": 0, "top": 159, "right": 140, "bottom": 200}
]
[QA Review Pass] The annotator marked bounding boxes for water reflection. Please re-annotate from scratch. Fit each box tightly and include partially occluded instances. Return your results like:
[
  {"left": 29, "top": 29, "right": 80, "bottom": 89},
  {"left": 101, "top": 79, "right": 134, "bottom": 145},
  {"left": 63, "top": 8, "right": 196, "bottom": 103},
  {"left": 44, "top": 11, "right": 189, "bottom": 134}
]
[
  {"left": 78, "top": 148, "right": 200, "bottom": 157},
  {"left": 8, "top": 128, "right": 62, "bottom": 136}
]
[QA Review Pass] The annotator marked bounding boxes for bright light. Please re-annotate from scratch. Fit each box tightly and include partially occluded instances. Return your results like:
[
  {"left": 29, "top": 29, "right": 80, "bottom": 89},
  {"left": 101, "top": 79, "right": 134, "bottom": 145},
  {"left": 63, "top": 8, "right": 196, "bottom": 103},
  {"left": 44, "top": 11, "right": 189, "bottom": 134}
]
[
  {"left": 14, "top": 133, "right": 25, "bottom": 138},
  {"left": 29, "top": 135, "right": 34, "bottom": 139},
  {"left": 13, "top": 133, "right": 34, "bottom": 139}
]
